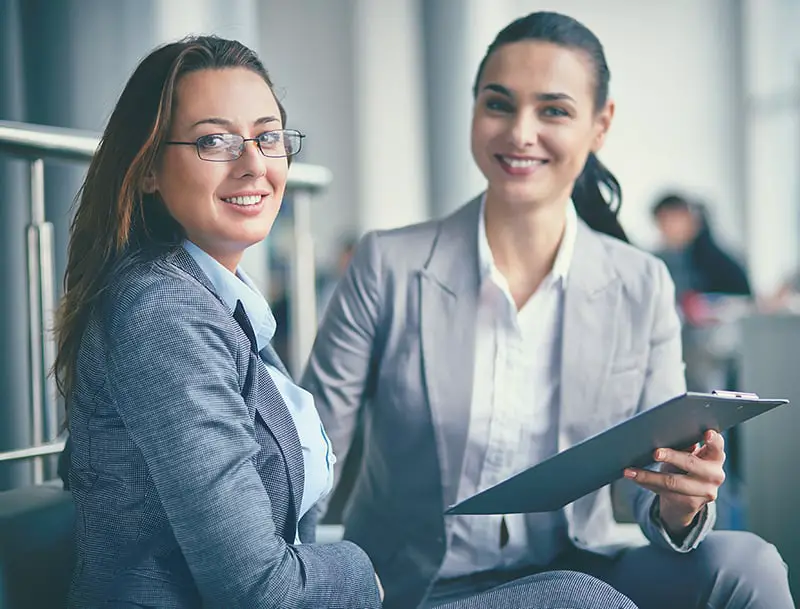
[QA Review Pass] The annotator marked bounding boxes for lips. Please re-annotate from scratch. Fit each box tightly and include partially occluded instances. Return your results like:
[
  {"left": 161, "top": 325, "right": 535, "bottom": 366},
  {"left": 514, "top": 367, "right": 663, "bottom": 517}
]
[
  {"left": 221, "top": 194, "right": 264, "bottom": 207},
  {"left": 495, "top": 154, "right": 549, "bottom": 176}
]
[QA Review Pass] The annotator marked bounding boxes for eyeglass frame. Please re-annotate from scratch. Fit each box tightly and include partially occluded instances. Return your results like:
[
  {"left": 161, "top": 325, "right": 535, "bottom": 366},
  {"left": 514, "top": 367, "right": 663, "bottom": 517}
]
[{"left": 165, "top": 128, "right": 305, "bottom": 161}]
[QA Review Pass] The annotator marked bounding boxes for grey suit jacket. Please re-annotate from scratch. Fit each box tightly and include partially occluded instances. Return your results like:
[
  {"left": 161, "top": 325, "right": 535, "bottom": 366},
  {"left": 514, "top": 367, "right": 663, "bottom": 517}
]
[
  {"left": 66, "top": 247, "right": 380, "bottom": 609},
  {"left": 302, "top": 197, "right": 716, "bottom": 609}
]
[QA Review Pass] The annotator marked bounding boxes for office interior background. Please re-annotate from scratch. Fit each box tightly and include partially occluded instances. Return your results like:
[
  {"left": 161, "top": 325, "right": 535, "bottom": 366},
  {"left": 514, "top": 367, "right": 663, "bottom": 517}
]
[{"left": 2, "top": 0, "right": 800, "bottom": 602}]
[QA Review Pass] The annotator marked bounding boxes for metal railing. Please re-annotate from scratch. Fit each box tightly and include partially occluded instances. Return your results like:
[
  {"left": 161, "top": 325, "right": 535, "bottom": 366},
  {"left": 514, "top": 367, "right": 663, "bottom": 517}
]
[{"left": 0, "top": 119, "right": 331, "bottom": 478}]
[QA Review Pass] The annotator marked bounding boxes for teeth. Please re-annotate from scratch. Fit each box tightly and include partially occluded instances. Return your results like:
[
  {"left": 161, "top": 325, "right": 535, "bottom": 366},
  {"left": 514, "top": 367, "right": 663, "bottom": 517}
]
[
  {"left": 223, "top": 195, "right": 262, "bottom": 206},
  {"left": 501, "top": 157, "right": 544, "bottom": 168}
]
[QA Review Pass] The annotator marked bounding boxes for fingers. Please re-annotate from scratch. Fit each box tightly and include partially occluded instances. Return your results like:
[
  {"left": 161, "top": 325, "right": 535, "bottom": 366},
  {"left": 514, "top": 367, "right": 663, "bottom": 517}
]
[
  {"left": 654, "top": 430, "right": 726, "bottom": 468},
  {"left": 653, "top": 446, "right": 725, "bottom": 479},
  {"left": 623, "top": 430, "right": 726, "bottom": 502},
  {"left": 696, "top": 430, "right": 725, "bottom": 461},
  {"left": 623, "top": 468, "right": 720, "bottom": 503}
]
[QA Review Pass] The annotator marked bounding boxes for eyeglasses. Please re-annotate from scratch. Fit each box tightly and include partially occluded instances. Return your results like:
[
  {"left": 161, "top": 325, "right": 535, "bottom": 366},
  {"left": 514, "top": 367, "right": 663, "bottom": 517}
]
[{"left": 166, "top": 129, "right": 305, "bottom": 161}]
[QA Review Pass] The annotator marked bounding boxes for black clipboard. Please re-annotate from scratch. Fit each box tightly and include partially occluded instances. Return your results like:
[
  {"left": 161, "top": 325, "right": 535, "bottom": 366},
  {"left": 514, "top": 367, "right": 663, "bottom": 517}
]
[{"left": 446, "top": 391, "right": 789, "bottom": 515}]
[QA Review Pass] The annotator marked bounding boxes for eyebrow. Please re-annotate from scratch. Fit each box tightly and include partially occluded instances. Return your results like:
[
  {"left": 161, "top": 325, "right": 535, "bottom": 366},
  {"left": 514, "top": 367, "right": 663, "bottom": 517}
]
[
  {"left": 482, "top": 83, "right": 575, "bottom": 103},
  {"left": 189, "top": 115, "right": 280, "bottom": 129}
]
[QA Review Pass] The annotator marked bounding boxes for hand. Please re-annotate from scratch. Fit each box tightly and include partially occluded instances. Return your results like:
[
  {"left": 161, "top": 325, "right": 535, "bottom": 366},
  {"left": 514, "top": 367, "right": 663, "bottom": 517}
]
[
  {"left": 375, "top": 572, "right": 384, "bottom": 602},
  {"left": 623, "top": 430, "right": 726, "bottom": 535}
]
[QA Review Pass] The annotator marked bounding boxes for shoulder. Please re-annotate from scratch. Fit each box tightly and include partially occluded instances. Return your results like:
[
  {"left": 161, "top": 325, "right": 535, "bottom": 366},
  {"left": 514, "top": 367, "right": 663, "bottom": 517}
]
[
  {"left": 101, "top": 248, "right": 229, "bottom": 334},
  {"left": 359, "top": 217, "right": 441, "bottom": 265},
  {"left": 354, "top": 198, "right": 480, "bottom": 274},
  {"left": 589, "top": 228, "right": 675, "bottom": 302}
]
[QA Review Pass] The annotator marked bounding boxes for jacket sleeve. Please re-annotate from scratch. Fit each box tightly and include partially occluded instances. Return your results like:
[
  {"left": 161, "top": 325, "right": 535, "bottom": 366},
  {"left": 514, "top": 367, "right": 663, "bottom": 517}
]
[
  {"left": 301, "top": 231, "right": 384, "bottom": 518},
  {"left": 631, "top": 259, "right": 717, "bottom": 552},
  {"left": 104, "top": 277, "right": 381, "bottom": 609}
]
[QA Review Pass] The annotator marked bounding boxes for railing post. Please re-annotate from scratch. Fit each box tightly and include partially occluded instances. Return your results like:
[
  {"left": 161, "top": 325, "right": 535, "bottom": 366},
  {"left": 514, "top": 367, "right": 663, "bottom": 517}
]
[
  {"left": 25, "top": 158, "right": 58, "bottom": 483},
  {"left": 289, "top": 189, "right": 317, "bottom": 379}
]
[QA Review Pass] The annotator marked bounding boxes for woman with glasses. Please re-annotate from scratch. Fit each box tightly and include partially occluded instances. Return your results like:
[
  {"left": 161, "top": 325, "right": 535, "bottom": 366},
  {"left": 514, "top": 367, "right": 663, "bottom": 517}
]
[
  {"left": 55, "top": 33, "right": 628, "bottom": 609},
  {"left": 54, "top": 35, "right": 380, "bottom": 609},
  {"left": 303, "top": 11, "right": 793, "bottom": 609}
]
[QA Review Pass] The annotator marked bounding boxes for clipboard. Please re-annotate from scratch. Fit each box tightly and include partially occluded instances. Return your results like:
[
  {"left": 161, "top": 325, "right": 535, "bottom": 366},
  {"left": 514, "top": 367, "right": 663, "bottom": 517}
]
[{"left": 446, "top": 391, "right": 789, "bottom": 516}]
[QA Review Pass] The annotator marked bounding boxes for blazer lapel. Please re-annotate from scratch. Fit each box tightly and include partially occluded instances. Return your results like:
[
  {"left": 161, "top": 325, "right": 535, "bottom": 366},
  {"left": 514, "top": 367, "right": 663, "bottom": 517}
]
[
  {"left": 559, "top": 223, "right": 622, "bottom": 449},
  {"left": 420, "top": 198, "right": 482, "bottom": 510},
  {"left": 232, "top": 301, "right": 304, "bottom": 534},
  {"left": 250, "top": 361, "right": 305, "bottom": 539},
  {"left": 171, "top": 246, "right": 304, "bottom": 534}
]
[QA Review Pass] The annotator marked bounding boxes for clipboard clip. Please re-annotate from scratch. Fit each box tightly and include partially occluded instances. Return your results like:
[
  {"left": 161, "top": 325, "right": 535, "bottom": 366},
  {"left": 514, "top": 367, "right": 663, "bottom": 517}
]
[{"left": 711, "top": 389, "right": 759, "bottom": 400}]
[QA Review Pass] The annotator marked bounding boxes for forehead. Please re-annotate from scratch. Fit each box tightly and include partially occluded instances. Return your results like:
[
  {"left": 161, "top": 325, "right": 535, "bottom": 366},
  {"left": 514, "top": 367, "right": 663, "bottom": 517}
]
[
  {"left": 479, "top": 41, "right": 595, "bottom": 102},
  {"left": 172, "top": 67, "right": 279, "bottom": 128},
  {"left": 657, "top": 206, "right": 692, "bottom": 219}
]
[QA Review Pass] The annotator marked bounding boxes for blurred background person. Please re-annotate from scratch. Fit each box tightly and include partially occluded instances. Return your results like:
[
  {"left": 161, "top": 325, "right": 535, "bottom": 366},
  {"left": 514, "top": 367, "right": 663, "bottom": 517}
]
[{"left": 652, "top": 193, "right": 751, "bottom": 304}]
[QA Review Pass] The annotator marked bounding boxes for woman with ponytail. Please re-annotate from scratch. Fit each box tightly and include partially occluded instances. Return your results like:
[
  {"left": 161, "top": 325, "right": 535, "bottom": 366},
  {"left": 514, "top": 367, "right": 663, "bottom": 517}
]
[{"left": 303, "top": 11, "right": 792, "bottom": 609}]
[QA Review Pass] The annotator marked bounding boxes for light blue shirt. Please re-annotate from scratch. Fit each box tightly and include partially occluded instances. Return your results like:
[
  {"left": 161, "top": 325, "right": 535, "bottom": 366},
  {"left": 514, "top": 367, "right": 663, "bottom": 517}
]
[{"left": 182, "top": 241, "right": 336, "bottom": 529}]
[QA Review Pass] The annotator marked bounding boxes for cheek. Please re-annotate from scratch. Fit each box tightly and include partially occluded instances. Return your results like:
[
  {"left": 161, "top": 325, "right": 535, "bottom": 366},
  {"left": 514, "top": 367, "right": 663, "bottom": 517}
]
[
  {"left": 266, "top": 160, "right": 289, "bottom": 197},
  {"left": 470, "top": 120, "right": 500, "bottom": 172},
  {"left": 544, "top": 129, "right": 594, "bottom": 174},
  {"left": 160, "top": 156, "right": 221, "bottom": 200}
]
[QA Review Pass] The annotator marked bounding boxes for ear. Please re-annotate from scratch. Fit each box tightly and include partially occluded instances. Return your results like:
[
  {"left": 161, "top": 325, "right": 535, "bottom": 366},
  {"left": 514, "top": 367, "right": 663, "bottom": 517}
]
[
  {"left": 141, "top": 170, "right": 157, "bottom": 194},
  {"left": 591, "top": 99, "right": 615, "bottom": 153}
]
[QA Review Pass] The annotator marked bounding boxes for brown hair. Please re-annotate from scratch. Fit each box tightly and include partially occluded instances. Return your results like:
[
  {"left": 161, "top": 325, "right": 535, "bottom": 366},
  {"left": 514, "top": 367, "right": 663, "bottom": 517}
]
[{"left": 54, "top": 35, "right": 287, "bottom": 403}]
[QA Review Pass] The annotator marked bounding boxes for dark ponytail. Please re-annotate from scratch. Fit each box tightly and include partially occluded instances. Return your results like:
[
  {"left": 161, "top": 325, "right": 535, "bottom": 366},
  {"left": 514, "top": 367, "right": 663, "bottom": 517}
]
[
  {"left": 573, "top": 152, "right": 628, "bottom": 242},
  {"left": 473, "top": 11, "right": 628, "bottom": 242}
]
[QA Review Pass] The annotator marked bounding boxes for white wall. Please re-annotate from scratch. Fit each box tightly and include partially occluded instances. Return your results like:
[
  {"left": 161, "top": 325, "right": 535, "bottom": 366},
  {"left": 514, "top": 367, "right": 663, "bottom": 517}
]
[
  {"left": 256, "top": 0, "right": 360, "bottom": 268},
  {"left": 514, "top": 0, "right": 743, "bottom": 252},
  {"left": 742, "top": 0, "right": 800, "bottom": 294},
  {"left": 257, "top": 0, "right": 429, "bottom": 269}
]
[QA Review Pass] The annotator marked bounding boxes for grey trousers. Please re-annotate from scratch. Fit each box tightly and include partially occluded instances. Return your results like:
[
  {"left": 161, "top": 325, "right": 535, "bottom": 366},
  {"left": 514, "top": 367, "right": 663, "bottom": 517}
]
[
  {"left": 427, "top": 531, "right": 793, "bottom": 609},
  {"left": 430, "top": 570, "right": 637, "bottom": 609}
]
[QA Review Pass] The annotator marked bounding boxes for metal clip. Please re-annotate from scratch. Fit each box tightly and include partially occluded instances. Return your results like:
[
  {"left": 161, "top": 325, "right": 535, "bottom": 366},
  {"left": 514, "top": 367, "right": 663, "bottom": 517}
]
[{"left": 711, "top": 390, "right": 759, "bottom": 400}]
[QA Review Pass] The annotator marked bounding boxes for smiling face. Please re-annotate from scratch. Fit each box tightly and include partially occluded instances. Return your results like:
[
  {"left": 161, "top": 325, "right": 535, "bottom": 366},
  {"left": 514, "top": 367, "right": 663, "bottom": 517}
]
[
  {"left": 147, "top": 67, "right": 288, "bottom": 270},
  {"left": 471, "top": 41, "right": 613, "bottom": 211}
]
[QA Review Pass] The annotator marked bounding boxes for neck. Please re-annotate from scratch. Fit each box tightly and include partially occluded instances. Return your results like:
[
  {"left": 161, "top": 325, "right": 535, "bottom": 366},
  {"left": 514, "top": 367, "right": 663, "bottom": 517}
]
[
  {"left": 483, "top": 192, "right": 569, "bottom": 308},
  {"left": 189, "top": 238, "right": 243, "bottom": 273}
]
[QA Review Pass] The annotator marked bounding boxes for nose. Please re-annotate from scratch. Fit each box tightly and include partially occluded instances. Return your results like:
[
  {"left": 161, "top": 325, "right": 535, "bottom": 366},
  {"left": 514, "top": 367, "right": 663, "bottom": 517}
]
[
  {"left": 509, "top": 109, "right": 539, "bottom": 149},
  {"left": 234, "top": 138, "right": 267, "bottom": 178}
]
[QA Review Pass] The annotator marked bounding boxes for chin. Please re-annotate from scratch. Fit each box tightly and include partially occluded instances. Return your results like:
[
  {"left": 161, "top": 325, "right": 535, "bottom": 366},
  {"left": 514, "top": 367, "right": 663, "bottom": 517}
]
[{"left": 490, "top": 182, "right": 551, "bottom": 206}]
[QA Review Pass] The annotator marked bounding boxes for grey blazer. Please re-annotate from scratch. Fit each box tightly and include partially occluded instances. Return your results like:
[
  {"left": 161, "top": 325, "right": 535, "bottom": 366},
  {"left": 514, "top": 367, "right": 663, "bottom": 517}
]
[
  {"left": 302, "top": 197, "right": 716, "bottom": 609},
  {"left": 66, "top": 247, "right": 381, "bottom": 609}
]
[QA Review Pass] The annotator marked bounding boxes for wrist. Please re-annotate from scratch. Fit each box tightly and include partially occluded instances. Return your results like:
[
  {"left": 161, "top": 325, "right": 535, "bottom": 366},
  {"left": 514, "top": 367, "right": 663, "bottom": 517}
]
[{"left": 658, "top": 499, "right": 703, "bottom": 539}]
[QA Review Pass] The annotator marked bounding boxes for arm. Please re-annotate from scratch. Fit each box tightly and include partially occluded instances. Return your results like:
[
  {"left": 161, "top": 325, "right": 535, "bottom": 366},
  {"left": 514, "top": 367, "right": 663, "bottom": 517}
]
[
  {"left": 105, "top": 279, "right": 381, "bottom": 609},
  {"left": 629, "top": 260, "right": 717, "bottom": 552},
  {"left": 298, "top": 503, "right": 321, "bottom": 543},
  {"left": 301, "top": 232, "right": 384, "bottom": 518}
]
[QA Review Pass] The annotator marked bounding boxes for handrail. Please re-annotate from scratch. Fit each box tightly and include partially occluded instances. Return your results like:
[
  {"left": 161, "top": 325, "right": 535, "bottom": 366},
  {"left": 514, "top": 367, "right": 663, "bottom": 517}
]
[
  {"left": 0, "top": 439, "right": 66, "bottom": 463},
  {"left": 0, "top": 120, "right": 329, "bottom": 485},
  {"left": 0, "top": 119, "right": 333, "bottom": 190}
]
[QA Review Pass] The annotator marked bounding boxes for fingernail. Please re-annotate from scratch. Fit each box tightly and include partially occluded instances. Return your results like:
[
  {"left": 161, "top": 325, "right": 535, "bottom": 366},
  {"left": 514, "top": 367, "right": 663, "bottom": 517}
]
[
  {"left": 624, "top": 469, "right": 637, "bottom": 479},
  {"left": 655, "top": 449, "right": 664, "bottom": 460}
]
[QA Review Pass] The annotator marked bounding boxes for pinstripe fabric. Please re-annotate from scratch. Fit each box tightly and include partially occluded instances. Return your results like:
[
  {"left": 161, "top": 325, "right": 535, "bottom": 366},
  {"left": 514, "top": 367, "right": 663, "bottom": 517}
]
[{"left": 66, "top": 247, "right": 381, "bottom": 609}]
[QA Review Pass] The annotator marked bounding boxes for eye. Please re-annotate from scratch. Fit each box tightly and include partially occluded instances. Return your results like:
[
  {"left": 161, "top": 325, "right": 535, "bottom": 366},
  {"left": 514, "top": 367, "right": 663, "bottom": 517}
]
[
  {"left": 485, "top": 97, "right": 514, "bottom": 113},
  {"left": 541, "top": 106, "right": 569, "bottom": 118},
  {"left": 257, "top": 131, "right": 283, "bottom": 147},
  {"left": 196, "top": 134, "right": 231, "bottom": 150}
]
